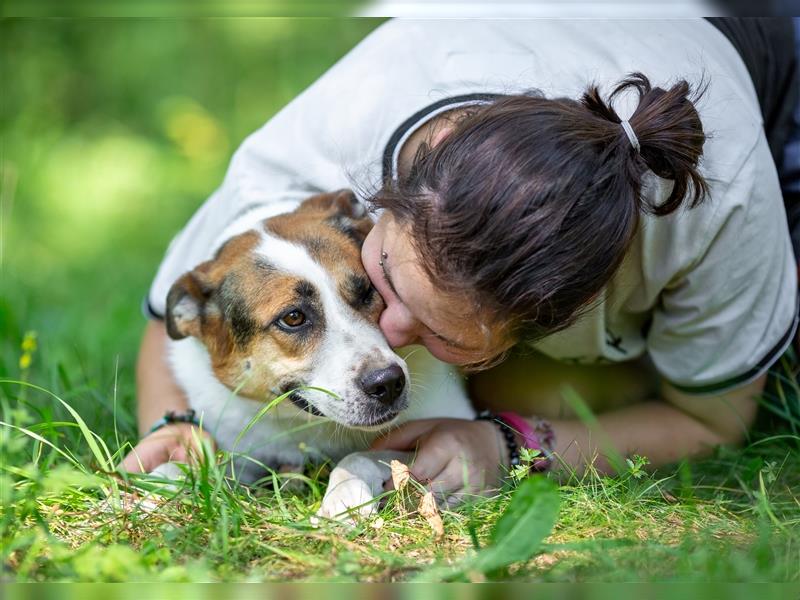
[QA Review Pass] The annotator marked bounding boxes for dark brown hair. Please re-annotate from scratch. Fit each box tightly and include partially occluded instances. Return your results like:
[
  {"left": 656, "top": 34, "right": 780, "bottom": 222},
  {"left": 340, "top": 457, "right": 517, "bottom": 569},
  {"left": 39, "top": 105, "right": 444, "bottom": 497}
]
[{"left": 370, "top": 73, "right": 709, "bottom": 345}]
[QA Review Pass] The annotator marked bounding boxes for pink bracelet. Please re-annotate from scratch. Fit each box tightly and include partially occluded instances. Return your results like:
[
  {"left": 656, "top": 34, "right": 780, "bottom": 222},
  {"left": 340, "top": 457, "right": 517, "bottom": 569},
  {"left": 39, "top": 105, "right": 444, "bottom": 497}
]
[{"left": 498, "top": 411, "right": 555, "bottom": 472}]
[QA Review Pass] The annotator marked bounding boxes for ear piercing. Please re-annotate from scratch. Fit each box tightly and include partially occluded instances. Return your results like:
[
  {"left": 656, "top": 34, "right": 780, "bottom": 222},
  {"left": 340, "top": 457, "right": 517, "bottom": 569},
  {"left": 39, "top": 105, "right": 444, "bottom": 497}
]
[{"left": 379, "top": 251, "right": 388, "bottom": 267}]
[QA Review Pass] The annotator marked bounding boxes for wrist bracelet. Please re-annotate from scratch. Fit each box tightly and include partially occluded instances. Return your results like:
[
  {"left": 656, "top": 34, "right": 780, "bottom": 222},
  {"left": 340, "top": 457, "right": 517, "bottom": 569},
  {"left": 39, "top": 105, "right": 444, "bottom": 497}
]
[
  {"left": 475, "top": 410, "right": 521, "bottom": 468},
  {"left": 147, "top": 409, "right": 201, "bottom": 436},
  {"left": 498, "top": 411, "right": 555, "bottom": 472}
]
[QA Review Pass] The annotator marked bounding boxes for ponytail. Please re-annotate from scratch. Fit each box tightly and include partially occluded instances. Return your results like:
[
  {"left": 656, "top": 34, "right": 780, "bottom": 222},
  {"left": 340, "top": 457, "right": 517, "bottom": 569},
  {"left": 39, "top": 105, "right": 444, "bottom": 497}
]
[{"left": 581, "top": 72, "right": 709, "bottom": 216}]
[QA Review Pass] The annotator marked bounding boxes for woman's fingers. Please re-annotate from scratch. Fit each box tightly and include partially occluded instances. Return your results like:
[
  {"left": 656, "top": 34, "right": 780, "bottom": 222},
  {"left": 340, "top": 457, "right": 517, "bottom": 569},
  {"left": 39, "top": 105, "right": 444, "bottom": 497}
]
[
  {"left": 370, "top": 419, "right": 440, "bottom": 451},
  {"left": 119, "top": 424, "right": 211, "bottom": 473},
  {"left": 408, "top": 439, "right": 455, "bottom": 485},
  {"left": 383, "top": 436, "right": 450, "bottom": 491},
  {"left": 120, "top": 435, "right": 175, "bottom": 473},
  {"left": 120, "top": 448, "right": 149, "bottom": 473},
  {"left": 431, "top": 456, "right": 489, "bottom": 499},
  {"left": 372, "top": 419, "right": 505, "bottom": 506}
]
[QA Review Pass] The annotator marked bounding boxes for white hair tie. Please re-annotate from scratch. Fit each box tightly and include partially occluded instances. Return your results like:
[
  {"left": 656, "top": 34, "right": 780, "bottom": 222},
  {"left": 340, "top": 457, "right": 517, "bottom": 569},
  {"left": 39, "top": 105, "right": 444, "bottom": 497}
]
[{"left": 620, "top": 120, "right": 641, "bottom": 153}]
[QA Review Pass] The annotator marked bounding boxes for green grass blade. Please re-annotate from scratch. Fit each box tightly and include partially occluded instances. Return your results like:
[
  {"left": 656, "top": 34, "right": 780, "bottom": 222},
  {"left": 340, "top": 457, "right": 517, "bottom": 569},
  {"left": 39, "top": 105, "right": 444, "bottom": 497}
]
[
  {"left": 561, "top": 384, "right": 626, "bottom": 473},
  {"left": 228, "top": 385, "right": 336, "bottom": 476},
  {"left": 0, "top": 420, "right": 82, "bottom": 468},
  {"left": 0, "top": 379, "right": 113, "bottom": 472}
]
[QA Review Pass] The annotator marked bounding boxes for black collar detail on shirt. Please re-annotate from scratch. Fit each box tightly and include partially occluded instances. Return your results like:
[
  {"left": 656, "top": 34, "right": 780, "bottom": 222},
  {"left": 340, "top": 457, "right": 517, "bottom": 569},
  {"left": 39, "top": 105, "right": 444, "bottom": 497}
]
[
  {"left": 669, "top": 291, "right": 800, "bottom": 396},
  {"left": 381, "top": 93, "right": 503, "bottom": 183}
]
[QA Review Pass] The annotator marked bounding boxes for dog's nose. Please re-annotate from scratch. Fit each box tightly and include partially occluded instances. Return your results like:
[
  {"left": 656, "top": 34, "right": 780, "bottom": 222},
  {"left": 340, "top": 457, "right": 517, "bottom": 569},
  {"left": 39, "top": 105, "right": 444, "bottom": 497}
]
[{"left": 359, "top": 365, "right": 406, "bottom": 406}]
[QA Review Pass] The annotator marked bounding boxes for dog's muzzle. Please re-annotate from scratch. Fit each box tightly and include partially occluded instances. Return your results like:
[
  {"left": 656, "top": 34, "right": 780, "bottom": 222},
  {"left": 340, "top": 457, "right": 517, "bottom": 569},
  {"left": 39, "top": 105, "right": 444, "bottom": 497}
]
[{"left": 289, "top": 392, "right": 326, "bottom": 417}]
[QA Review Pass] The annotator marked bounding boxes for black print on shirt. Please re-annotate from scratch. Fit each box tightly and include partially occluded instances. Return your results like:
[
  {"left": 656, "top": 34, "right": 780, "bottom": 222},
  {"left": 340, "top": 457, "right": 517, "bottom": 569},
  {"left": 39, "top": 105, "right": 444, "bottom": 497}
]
[{"left": 605, "top": 328, "right": 628, "bottom": 355}]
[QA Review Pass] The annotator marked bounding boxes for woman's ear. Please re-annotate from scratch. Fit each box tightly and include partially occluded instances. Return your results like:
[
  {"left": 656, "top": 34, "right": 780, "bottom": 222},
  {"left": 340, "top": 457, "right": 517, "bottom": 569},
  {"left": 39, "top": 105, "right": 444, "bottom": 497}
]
[{"left": 430, "top": 121, "right": 457, "bottom": 149}]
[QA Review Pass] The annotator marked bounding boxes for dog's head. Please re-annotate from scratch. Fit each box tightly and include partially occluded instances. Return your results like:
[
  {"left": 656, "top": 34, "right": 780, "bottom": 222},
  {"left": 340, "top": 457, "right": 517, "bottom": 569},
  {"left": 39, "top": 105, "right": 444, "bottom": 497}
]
[{"left": 165, "top": 190, "right": 409, "bottom": 429}]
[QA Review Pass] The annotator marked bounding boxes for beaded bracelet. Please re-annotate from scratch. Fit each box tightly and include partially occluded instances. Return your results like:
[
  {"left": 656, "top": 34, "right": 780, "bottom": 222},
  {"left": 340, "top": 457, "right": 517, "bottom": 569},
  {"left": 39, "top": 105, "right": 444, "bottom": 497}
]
[
  {"left": 475, "top": 410, "right": 521, "bottom": 468},
  {"left": 498, "top": 411, "right": 555, "bottom": 472},
  {"left": 147, "top": 409, "right": 201, "bottom": 436}
]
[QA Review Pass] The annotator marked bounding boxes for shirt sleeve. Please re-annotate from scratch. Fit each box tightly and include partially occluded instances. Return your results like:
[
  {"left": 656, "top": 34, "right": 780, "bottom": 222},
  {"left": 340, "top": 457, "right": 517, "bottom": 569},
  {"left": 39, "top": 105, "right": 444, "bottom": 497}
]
[
  {"left": 646, "top": 136, "right": 799, "bottom": 395},
  {"left": 144, "top": 21, "right": 425, "bottom": 319}
]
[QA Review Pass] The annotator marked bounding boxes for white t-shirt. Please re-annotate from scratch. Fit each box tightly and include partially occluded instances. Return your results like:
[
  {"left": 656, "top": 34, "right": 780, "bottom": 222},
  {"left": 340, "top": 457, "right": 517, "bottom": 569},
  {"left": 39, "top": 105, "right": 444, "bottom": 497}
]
[{"left": 147, "top": 19, "right": 798, "bottom": 395}]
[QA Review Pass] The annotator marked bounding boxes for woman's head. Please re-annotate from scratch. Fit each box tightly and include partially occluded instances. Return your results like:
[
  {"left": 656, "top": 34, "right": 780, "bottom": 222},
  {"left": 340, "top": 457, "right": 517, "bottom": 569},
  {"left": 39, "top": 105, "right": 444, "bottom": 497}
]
[
  {"left": 364, "top": 73, "right": 709, "bottom": 367},
  {"left": 361, "top": 213, "right": 512, "bottom": 365}
]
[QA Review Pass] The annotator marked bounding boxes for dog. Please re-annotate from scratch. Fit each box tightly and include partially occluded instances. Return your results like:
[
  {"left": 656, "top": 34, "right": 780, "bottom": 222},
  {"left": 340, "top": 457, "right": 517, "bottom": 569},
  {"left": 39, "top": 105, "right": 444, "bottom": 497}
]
[{"left": 153, "top": 190, "right": 475, "bottom": 520}]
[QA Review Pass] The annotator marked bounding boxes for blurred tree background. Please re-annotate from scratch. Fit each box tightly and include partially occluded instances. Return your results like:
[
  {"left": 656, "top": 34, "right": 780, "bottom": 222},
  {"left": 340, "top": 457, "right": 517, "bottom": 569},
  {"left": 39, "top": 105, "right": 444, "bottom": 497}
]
[{"left": 0, "top": 18, "right": 382, "bottom": 438}]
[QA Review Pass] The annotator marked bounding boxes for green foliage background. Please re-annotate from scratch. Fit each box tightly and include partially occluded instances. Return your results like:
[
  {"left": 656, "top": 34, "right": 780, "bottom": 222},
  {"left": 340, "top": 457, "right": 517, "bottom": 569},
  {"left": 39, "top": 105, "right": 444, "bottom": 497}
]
[{"left": 1, "top": 18, "right": 382, "bottom": 438}]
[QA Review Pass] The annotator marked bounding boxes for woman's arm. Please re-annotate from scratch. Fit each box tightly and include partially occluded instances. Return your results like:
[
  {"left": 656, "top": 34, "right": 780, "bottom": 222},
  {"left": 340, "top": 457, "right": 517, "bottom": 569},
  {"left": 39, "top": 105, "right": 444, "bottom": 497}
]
[
  {"left": 120, "top": 321, "right": 214, "bottom": 473},
  {"left": 135, "top": 320, "right": 189, "bottom": 436},
  {"left": 548, "top": 375, "right": 763, "bottom": 475},
  {"left": 371, "top": 374, "right": 763, "bottom": 495}
]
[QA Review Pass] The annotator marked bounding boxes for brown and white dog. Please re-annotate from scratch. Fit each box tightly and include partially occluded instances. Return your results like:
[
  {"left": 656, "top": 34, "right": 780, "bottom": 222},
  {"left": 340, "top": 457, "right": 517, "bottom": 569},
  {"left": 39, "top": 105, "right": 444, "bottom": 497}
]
[{"left": 154, "top": 191, "right": 474, "bottom": 519}]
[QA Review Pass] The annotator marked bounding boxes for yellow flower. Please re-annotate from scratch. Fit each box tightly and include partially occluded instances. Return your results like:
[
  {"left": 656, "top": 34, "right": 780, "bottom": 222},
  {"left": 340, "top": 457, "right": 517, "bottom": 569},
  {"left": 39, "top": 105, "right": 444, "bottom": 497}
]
[
  {"left": 21, "top": 331, "right": 38, "bottom": 353},
  {"left": 19, "top": 353, "right": 32, "bottom": 370}
]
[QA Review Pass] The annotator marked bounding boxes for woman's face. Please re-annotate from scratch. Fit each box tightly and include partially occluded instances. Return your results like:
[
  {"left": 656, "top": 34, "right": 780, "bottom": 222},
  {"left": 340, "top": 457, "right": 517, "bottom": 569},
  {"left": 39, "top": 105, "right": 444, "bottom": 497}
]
[{"left": 362, "top": 213, "right": 510, "bottom": 366}]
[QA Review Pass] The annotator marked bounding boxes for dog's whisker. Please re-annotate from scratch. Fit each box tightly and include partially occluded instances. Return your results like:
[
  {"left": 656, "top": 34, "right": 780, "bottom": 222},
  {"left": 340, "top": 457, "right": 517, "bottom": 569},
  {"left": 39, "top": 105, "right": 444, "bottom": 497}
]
[{"left": 400, "top": 347, "right": 424, "bottom": 361}]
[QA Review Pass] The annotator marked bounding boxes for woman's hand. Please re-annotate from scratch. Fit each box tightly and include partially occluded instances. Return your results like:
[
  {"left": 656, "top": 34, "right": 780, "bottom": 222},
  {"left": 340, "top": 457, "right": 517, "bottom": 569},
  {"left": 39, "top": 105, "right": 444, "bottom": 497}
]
[
  {"left": 370, "top": 418, "right": 509, "bottom": 505},
  {"left": 120, "top": 423, "right": 215, "bottom": 474}
]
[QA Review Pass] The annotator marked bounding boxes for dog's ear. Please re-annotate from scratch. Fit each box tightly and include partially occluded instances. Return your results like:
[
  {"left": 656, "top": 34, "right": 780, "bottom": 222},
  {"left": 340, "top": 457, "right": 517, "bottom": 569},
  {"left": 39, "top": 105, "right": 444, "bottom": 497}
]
[
  {"left": 165, "top": 266, "right": 213, "bottom": 340},
  {"left": 299, "top": 189, "right": 367, "bottom": 220},
  {"left": 329, "top": 189, "right": 367, "bottom": 220},
  {"left": 297, "top": 189, "right": 373, "bottom": 246}
]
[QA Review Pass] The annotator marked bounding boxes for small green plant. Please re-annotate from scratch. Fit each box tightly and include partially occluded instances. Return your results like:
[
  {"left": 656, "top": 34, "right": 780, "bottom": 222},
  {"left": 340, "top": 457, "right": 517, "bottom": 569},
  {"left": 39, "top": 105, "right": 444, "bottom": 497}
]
[
  {"left": 508, "top": 447, "right": 543, "bottom": 483},
  {"left": 625, "top": 454, "right": 650, "bottom": 480}
]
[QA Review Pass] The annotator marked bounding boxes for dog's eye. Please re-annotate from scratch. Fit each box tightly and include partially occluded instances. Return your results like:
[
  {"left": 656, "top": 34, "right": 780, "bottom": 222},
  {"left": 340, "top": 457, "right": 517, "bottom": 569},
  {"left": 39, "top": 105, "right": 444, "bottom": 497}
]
[{"left": 280, "top": 310, "right": 307, "bottom": 328}]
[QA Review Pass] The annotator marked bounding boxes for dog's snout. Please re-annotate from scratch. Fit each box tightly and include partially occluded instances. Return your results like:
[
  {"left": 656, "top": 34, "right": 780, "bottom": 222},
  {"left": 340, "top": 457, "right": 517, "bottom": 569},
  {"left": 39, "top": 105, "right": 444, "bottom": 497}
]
[{"left": 359, "top": 365, "right": 406, "bottom": 406}]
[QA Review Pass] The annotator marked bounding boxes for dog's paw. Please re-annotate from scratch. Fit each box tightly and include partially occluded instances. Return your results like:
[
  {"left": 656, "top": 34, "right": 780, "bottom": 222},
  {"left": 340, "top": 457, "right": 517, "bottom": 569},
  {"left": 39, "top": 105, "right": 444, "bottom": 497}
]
[
  {"left": 276, "top": 463, "right": 306, "bottom": 493},
  {"left": 317, "top": 477, "right": 377, "bottom": 525},
  {"left": 149, "top": 461, "right": 187, "bottom": 490}
]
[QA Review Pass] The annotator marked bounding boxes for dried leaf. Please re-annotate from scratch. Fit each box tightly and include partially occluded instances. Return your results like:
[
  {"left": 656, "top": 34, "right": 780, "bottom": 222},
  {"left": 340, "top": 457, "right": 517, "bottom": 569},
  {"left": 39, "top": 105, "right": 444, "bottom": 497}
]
[
  {"left": 661, "top": 490, "right": 678, "bottom": 504},
  {"left": 390, "top": 459, "right": 411, "bottom": 491},
  {"left": 418, "top": 491, "right": 444, "bottom": 540}
]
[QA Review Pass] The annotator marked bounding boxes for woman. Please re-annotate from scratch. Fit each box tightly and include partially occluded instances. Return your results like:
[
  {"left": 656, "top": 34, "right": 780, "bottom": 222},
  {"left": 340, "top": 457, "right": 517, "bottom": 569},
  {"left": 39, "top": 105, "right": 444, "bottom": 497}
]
[{"left": 123, "top": 19, "right": 799, "bottom": 500}]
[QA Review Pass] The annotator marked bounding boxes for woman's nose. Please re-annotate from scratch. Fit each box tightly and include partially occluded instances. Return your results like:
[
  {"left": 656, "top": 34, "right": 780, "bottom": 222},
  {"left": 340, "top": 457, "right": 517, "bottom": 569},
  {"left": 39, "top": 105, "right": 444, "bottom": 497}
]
[{"left": 379, "top": 301, "right": 422, "bottom": 348}]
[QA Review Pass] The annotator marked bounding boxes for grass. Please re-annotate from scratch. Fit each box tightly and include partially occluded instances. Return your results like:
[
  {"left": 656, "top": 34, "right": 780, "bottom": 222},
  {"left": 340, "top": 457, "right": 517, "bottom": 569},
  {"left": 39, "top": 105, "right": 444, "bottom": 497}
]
[
  {"left": 2, "top": 17, "right": 800, "bottom": 583},
  {"left": 1, "top": 358, "right": 799, "bottom": 582}
]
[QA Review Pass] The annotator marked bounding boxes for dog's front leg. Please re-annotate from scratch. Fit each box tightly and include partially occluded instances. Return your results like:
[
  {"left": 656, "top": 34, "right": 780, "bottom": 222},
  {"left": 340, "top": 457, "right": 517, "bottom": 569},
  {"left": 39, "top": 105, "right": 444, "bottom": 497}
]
[
  {"left": 150, "top": 461, "right": 187, "bottom": 480},
  {"left": 148, "top": 461, "right": 189, "bottom": 494},
  {"left": 317, "top": 450, "right": 412, "bottom": 523}
]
